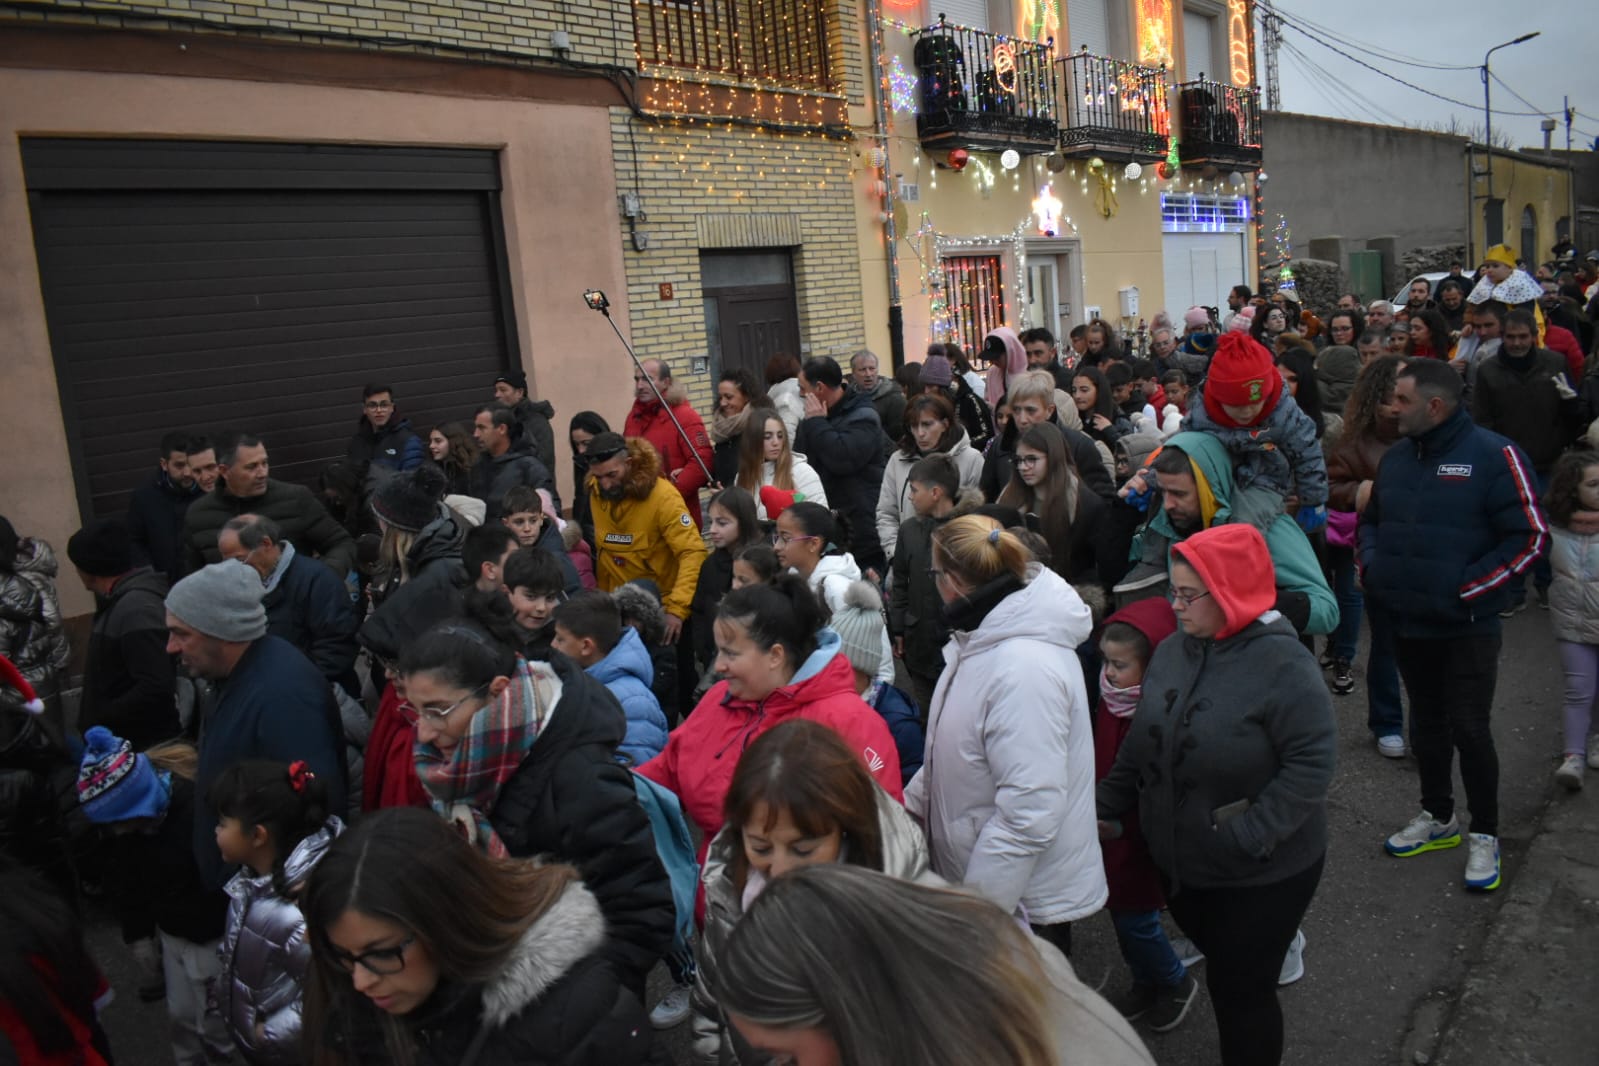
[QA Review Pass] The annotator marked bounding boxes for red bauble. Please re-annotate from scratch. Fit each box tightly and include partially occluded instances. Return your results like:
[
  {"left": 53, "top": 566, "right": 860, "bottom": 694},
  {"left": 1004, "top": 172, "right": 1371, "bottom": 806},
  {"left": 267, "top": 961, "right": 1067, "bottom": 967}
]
[
  {"left": 1157, "top": 161, "right": 1174, "bottom": 180},
  {"left": 947, "top": 148, "right": 969, "bottom": 171}
]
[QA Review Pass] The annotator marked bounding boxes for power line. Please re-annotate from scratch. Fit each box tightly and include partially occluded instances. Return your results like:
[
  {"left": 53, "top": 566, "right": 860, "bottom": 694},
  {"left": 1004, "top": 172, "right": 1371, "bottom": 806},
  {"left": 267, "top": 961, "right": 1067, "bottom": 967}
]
[
  {"left": 1280, "top": 38, "right": 1402, "bottom": 126},
  {"left": 1276, "top": 18, "right": 1549, "bottom": 118},
  {"left": 1271, "top": 6, "right": 1478, "bottom": 71},
  {"left": 1490, "top": 72, "right": 1554, "bottom": 117}
]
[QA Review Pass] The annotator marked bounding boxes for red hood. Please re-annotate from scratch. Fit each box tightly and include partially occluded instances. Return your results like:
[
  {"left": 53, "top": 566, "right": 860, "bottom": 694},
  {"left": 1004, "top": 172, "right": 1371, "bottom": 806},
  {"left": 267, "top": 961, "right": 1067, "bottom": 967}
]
[
  {"left": 1102, "top": 598, "right": 1178, "bottom": 650},
  {"left": 1170, "top": 524, "right": 1277, "bottom": 640},
  {"left": 720, "top": 645, "right": 858, "bottom": 716}
]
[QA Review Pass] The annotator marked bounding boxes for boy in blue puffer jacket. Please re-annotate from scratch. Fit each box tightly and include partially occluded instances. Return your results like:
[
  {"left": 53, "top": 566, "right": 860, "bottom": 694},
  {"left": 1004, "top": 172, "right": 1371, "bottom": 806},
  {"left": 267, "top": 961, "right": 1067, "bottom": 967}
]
[{"left": 551, "top": 591, "right": 669, "bottom": 766}]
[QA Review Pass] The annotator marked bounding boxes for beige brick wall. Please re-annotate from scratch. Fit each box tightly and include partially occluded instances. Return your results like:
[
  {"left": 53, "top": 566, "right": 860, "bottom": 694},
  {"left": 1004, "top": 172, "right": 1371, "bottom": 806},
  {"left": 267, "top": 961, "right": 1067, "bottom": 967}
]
[
  {"left": 608, "top": 111, "right": 865, "bottom": 418},
  {"left": 2, "top": 0, "right": 636, "bottom": 64}
]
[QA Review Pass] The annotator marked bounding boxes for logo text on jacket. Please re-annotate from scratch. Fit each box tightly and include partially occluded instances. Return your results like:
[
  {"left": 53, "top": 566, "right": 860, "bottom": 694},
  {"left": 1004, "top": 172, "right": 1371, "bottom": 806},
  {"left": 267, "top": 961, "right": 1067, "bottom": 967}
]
[{"left": 1437, "top": 463, "right": 1472, "bottom": 480}]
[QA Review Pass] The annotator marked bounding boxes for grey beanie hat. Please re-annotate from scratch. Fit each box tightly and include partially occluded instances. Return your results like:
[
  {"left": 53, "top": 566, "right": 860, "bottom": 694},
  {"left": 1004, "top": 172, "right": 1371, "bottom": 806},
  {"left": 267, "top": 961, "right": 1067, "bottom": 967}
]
[{"left": 166, "top": 560, "right": 268, "bottom": 641}]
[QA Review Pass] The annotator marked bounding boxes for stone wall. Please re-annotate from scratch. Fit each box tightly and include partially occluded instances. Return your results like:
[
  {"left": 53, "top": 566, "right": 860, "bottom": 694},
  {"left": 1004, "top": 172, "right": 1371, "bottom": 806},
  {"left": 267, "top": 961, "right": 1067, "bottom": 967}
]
[
  {"left": 1266, "top": 258, "right": 1342, "bottom": 317},
  {"left": 1399, "top": 243, "right": 1468, "bottom": 283}
]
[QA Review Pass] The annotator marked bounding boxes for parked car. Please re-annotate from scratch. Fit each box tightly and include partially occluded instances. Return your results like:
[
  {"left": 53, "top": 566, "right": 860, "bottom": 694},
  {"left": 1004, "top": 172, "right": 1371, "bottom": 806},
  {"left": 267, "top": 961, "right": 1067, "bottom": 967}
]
[{"left": 1390, "top": 272, "right": 1453, "bottom": 307}]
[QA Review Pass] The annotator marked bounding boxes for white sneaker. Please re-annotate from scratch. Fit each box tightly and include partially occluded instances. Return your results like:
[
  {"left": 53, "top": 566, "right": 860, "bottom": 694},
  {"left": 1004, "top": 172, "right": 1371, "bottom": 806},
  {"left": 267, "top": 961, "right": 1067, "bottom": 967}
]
[
  {"left": 1278, "top": 928, "right": 1306, "bottom": 986},
  {"left": 1464, "top": 833, "right": 1501, "bottom": 892},
  {"left": 1384, "top": 810, "right": 1461, "bottom": 856},
  {"left": 1555, "top": 754, "right": 1584, "bottom": 791},
  {"left": 1587, "top": 736, "right": 1599, "bottom": 771},
  {"left": 1168, "top": 934, "right": 1204, "bottom": 968},
  {"left": 1376, "top": 734, "right": 1407, "bottom": 759},
  {"left": 649, "top": 985, "right": 692, "bottom": 1029}
]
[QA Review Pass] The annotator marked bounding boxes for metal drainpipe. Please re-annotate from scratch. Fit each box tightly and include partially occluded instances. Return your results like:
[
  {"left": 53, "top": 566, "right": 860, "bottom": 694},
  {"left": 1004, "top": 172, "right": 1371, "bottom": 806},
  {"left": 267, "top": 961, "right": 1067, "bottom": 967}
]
[{"left": 864, "top": 0, "right": 905, "bottom": 370}]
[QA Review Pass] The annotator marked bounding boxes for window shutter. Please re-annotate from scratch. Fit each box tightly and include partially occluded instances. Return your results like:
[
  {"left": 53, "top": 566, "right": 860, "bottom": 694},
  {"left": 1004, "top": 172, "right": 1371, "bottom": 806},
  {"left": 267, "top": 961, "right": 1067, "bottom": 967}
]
[{"left": 1065, "top": 0, "right": 1109, "bottom": 55}]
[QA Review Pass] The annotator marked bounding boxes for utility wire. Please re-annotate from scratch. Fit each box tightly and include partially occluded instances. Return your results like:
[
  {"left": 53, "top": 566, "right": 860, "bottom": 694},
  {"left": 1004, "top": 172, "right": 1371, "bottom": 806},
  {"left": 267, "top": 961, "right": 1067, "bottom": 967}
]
[
  {"left": 1276, "top": 18, "right": 1549, "bottom": 117},
  {"left": 1271, "top": 6, "right": 1477, "bottom": 71},
  {"left": 1489, "top": 72, "right": 1554, "bottom": 117},
  {"left": 1280, "top": 39, "right": 1402, "bottom": 126}
]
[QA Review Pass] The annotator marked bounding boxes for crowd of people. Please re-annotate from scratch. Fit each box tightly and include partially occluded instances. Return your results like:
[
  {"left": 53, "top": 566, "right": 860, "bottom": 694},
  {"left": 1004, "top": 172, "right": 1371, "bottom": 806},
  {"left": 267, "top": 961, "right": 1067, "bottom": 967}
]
[{"left": 2, "top": 240, "right": 1599, "bottom": 1066}]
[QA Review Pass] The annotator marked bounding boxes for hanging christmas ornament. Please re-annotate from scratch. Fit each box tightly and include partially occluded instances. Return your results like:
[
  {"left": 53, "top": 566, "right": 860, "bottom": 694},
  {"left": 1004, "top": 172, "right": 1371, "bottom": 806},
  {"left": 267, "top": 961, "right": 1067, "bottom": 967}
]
[
  {"left": 1124, "top": 162, "right": 1142, "bottom": 181},
  {"left": 1201, "top": 164, "right": 1219, "bottom": 179},
  {"left": 1156, "top": 161, "right": 1174, "bottom": 180},
  {"left": 1257, "top": 172, "right": 1268, "bottom": 183},
  {"left": 867, "top": 147, "right": 888, "bottom": 169},
  {"left": 1000, "top": 149, "right": 1021, "bottom": 171},
  {"left": 1228, "top": 171, "right": 1245, "bottom": 187},
  {"left": 1046, "top": 152, "right": 1068, "bottom": 173},
  {"left": 947, "top": 148, "right": 969, "bottom": 171},
  {"left": 1088, "top": 157, "right": 1105, "bottom": 172}
]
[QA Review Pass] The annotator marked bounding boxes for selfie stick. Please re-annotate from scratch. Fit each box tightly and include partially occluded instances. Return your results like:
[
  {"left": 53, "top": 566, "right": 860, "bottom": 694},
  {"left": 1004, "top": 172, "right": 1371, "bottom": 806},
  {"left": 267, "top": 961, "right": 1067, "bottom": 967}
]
[{"left": 582, "top": 290, "right": 716, "bottom": 486}]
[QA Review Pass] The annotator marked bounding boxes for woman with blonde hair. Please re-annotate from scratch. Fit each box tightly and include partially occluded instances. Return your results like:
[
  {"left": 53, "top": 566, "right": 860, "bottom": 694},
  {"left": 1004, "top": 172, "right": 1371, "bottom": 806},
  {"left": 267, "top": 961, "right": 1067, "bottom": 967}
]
[
  {"left": 711, "top": 864, "right": 1153, "bottom": 1066},
  {"left": 734, "top": 408, "right": 827, "bottom": 520},
  {"left": 906, "top": 515, "right": 1103, "bottom": 956}
]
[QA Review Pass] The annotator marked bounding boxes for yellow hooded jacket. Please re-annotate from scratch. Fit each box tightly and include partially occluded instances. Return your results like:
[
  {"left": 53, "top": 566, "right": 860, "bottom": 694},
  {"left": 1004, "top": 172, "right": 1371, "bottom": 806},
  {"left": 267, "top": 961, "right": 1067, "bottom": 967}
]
[{"left": 590, "top": 438, "right": 708, "bottom": 619}]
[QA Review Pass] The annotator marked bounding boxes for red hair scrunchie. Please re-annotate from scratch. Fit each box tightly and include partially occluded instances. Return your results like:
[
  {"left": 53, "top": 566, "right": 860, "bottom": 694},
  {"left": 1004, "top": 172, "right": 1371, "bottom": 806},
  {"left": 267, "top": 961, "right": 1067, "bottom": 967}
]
[{"left": 287, "top": 761, "right": 315, "bottom": 794}]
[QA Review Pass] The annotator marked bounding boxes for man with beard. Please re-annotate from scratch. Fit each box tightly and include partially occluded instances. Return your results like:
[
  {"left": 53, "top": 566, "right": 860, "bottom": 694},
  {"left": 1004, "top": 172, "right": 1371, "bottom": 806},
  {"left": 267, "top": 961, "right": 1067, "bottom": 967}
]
[
  {"left": 1114, "top": 431, "right": 1336, "bottom": 634},
  {"left": 1436, "top": 278, "right": 1469, "bottom": 335},
  {"left": 1019, "top": 327, "right": 1076, "bottom": 389},
  {"left": 127, "top": 431, "right": 204, "bottom": 583},
  {"left": 585, "top": 433, "right": 706, "bottom": 646}
]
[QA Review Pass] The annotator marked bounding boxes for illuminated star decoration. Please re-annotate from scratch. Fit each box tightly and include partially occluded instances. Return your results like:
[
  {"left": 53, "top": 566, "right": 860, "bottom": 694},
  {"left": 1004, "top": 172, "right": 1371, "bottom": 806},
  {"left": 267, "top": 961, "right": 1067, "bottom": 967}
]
[
  {"left": 1032, "top": 184, "right": 1063, "bottom": 236},
  {"left": 888, "top": 56, "right": 917, "bottom": 113}
]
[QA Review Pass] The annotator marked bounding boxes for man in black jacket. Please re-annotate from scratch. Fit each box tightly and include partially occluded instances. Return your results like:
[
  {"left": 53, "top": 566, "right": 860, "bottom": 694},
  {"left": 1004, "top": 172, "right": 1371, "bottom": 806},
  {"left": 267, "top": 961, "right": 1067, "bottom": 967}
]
[
  {"left": 1470, "top": 307, "right": 1579, "bottom": 611},
  {"left": 218, "top": 514, "right": 359, "bottom": 697},
  {"left": 472, "top": 403, "right": 560, "bottom": 521},
  {"left": 795, "top": 356, "right": 888, "bottom": 574},
  {"left": 346, "top": 381, "right": 424, "bottom": 483},
  {"left": 182, "top": 432, "right": 357, "bottom": 578},
  {"left": 493, "top": 370, "right": 558, "bottom": 473},
  {"left": 1019, "top": 327, "right": 1076, "bottom": 390},
  {"left": 126, "top": 431, "right": 202, "bottom": 584},
  {"left": 66, "top": 518, "right": 179, "bottom": 751}
]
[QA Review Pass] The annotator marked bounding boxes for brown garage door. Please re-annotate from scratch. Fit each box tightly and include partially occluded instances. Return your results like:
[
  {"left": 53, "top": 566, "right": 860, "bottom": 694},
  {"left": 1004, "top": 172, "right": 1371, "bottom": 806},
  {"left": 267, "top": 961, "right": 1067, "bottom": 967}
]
[{"left": 22, "top": 138, "right": 519, "bottom": 519}]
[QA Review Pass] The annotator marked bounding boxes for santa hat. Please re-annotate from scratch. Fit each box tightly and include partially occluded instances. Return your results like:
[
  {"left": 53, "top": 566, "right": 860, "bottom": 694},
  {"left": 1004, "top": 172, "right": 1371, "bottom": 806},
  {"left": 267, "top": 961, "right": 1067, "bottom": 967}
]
[
  {"left": 0, "top": 655, "right": 44, "bottom": 715},
  {"left": 760, "top": 485, "right": 799, "bottom": 521}
]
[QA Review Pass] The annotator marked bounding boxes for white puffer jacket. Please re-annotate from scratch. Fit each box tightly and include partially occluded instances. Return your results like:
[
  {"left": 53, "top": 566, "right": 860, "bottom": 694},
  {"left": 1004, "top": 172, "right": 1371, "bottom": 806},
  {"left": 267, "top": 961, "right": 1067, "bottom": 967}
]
[
  {"left": 218, "top": 818, "right": 343, "bottom": 1066},
  {"left": 905, "top": 564, "right": 1106, "bottom": 925},
  {"left": 874, "top": 429, "right": 985, "bottom": 561},
  {"left": 749, "top": 452, "right": 828, "bottom": 521},
  {"left": 1549, "top": 525, "right": 1599, "bottom": 644}
]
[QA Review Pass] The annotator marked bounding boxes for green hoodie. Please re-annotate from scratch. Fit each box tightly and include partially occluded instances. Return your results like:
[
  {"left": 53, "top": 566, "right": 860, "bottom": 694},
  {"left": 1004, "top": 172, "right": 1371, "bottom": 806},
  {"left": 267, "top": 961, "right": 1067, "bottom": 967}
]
[{"left": 1141, "top": 431, "right": 1338, "bottom": 635}]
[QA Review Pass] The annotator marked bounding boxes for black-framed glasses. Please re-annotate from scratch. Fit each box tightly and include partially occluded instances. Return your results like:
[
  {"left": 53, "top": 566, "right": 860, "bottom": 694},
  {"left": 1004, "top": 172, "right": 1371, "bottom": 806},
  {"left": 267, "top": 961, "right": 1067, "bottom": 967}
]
[
  {"left": 329, "top": 936, "right": 415, "bottom": 976},
  {"left": 1167, "top": 587, "right": 1212, "bottom": 608},
  {"left": 414, "top": 683, "right": 489, "bottom": 722},
  {"left": 1015, "top": 455, "right": 1043, "bottom": 467},
  {"left": 363, "top": 400, "right": 394, "bottom": 410}
]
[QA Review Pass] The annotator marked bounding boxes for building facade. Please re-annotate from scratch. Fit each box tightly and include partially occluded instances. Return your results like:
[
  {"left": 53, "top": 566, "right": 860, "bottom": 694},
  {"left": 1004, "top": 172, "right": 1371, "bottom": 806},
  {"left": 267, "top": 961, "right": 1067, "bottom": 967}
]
[
  {"left": 0, "top": 0, "right": 864, "bottom": 617},
  {"left": 852, "top": 0, "right": 1262, "bottom": 366}
]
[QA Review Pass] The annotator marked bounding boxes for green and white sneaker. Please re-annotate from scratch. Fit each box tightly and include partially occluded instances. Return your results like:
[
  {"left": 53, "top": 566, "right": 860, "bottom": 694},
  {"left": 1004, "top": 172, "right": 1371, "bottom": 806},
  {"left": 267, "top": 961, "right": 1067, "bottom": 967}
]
[
  {"left": 1384, "top": 810, "right": 1461, "bottom": 856},
  {"left": 1464, "top": 833, "right": 1501, "bottom": 891}
]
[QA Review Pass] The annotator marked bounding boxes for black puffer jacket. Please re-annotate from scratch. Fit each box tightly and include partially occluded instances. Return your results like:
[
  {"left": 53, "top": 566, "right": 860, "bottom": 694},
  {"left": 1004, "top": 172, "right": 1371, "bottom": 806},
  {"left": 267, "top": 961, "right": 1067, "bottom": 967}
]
[
  {"left": 77, "top": 568, "right": 179, "bottom": 751},
  {"left": 511, "top": 397, "right": 558, "bottom": 475},
  {"left": 324, "top": 882, "right": 655, "bottom": 1066},
  {"left": 473, "top": 441, "right": 560, "bottom": 521},
  {"left": 689, "top": 547, "right": 735, "bottom": 675},
  {"left": 359, "top": 508, "right": 470, "bottom": 663},
  {"left": 490, "top": 654, "right": 674, "bottom": 994},
  {"left": 795, "top": 389, "right": 888, "bottom": 572},
  {"left": 346, "top": 416, "right": 425, "bottom": 481},
  {"left": 127, "top": 470, "right": 202, "bottom": 583},
  {"left": 0, "top": 694, "right": 75, "bottom": 896},
  {"left": 183, "top": 480, "right": 357, "bottom": 578}
]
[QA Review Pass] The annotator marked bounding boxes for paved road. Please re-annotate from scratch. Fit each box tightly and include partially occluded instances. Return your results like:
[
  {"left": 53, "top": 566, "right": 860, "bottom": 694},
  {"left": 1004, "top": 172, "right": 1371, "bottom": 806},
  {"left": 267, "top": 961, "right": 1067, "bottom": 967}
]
[{"left": 88, "top": 608, "right": 1579, "bottom": 1065}]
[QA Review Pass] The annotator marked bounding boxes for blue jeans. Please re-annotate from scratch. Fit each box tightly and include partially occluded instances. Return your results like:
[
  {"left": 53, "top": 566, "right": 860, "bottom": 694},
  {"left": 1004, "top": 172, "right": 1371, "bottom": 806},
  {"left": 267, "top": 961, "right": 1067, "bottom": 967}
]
[
  {"left": 1110, "top": 908, "right": 1187, "bottom": 989},
  {"left": 1328, "top": 544, "right": 1362, "bottom": 662},
  {"left": 1364, "top": 600, "right": 1405, "bottom": 738}
]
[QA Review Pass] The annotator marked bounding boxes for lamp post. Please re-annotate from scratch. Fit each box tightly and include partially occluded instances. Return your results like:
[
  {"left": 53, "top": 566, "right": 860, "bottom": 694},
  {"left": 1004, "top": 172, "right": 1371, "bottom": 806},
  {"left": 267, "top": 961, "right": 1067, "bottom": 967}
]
[{"left": 1481, "top": 32, "right": 1539, "bottom": 245}]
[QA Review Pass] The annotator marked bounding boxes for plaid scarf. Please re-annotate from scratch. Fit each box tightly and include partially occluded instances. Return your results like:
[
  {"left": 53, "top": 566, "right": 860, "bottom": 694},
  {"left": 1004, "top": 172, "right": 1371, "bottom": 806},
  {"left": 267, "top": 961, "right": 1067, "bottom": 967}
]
[{"left": 414, "top": 657, "right": 553, "bottom": 857}]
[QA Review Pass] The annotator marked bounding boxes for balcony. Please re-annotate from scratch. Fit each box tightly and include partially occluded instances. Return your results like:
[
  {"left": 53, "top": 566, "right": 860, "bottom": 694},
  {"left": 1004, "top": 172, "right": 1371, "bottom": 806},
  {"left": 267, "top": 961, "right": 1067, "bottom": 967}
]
[
  {"left": 633, "top": 0, "right": 833, "bottom": 92},
  {"left": 911, "top": 20, "right": 1057, "bottom": 154},
  {"left": 1176, "top": 79, "right": 1262, "bottom": 170},
  {"left": 1056, "top": 50, "right": 1171, "bottom": 160}
]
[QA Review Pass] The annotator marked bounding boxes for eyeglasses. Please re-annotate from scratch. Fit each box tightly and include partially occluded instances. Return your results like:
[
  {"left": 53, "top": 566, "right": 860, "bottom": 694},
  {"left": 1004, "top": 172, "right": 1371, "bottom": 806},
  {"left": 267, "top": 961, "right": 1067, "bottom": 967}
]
[
  {"left": 771, "top": 531, "right": 817, "bottom": 547},
  {"left": 363, "top": 400, "right": 394, "bottom": 410},
  {"left": 1167, "top": 587, "right": 1212, "bottom": 608},
  {"left": 1015, "top": 455, "right": 1043, "bottom": 467},
  {"left": 414, "top": 683, "right": 489, "bottom": 722},
  {"left": 329, "top": 936, "right": 415, "bottom": 976}
]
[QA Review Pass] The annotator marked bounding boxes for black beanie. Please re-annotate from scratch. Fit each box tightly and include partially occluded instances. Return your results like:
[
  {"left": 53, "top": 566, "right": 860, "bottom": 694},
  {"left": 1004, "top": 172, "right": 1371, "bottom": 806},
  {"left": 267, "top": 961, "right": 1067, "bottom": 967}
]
[
  {"left": 495, "top": 370, "right": 528, "bottom": 393},
  {"left": 371, "top": 465, "right": 447, "bottom": 534},
  {"left": 68, "top": 518, "right": 133, "bottom": 577}
]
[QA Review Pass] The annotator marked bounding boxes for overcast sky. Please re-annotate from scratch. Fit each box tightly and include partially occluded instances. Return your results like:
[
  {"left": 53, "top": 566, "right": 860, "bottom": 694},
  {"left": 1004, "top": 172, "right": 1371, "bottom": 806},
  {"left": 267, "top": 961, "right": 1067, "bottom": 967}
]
[{"left": 1268, "top": 0, "right": 1598, "bottom": 152}]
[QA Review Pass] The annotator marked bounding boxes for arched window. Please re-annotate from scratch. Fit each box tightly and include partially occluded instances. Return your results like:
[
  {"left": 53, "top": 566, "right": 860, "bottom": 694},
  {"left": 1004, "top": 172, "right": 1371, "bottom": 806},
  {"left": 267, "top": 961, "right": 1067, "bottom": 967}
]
[{"left": 1520, "top": 205, "right": 1537, "bottom": 267}]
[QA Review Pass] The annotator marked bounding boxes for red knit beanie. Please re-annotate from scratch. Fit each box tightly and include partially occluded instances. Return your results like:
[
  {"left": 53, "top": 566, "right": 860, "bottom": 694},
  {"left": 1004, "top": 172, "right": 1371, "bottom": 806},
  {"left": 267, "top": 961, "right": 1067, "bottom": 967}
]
[{"left": 1202, "top": 332, "right": 1282, "bottom": 426}]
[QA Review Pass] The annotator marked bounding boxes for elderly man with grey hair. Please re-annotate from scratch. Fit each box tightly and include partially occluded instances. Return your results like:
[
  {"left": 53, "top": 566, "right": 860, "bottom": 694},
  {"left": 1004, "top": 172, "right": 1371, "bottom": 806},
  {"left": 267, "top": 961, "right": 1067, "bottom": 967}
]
[
  {"left": 217, "top": 513, "right": 360, "bottom": 697},
  {"left": 851, "top": 348, "right": 906, "bottom": 440}
]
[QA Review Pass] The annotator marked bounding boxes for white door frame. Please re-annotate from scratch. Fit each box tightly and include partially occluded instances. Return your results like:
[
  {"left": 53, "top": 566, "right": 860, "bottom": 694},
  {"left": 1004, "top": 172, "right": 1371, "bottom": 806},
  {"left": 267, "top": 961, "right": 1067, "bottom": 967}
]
[{"left": 1023, "top": 237, "right": 1086, "bottom": 335}]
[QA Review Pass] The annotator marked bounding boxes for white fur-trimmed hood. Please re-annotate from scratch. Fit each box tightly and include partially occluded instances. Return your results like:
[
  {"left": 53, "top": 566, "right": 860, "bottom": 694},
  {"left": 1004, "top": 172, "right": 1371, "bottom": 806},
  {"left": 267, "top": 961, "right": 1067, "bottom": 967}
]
[{"left": 480, "top": 881, "right": 608, "bottom": 1029}]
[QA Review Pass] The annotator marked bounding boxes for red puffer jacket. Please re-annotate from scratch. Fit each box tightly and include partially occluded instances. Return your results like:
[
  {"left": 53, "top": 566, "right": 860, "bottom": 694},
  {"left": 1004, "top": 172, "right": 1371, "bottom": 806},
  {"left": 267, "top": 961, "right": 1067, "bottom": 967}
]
[{"left": 638, "top": 631, "right": 903, "bottom": 857}]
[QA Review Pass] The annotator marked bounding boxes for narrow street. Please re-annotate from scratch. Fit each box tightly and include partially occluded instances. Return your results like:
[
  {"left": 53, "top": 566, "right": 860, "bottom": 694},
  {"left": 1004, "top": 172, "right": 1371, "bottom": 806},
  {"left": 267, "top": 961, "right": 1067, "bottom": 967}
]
[{"left": 87, "top": 606, "right": 1594, "bottom": 1065}]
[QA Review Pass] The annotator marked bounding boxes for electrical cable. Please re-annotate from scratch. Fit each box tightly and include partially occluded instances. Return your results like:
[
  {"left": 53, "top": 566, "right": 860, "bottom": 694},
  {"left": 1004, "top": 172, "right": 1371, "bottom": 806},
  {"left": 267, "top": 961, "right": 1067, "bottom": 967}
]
[
  {"left": 1270, "top": 5, "right": 1477, "bottom": 71},
  {"left": 1280, "top": 39, "right": 1404, "bottom": 126},
  {"left": 1275, "top": 17, "right": 1549, "bottom": 117},
  {"left": 1489, "top": 72, "right": 1554, "bottom": 117}
]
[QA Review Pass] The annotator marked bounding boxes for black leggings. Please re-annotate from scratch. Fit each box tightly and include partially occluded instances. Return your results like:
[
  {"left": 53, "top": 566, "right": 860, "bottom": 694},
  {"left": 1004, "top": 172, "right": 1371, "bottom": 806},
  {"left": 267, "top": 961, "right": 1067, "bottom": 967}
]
[{"left": 1166, "top": 855, "right": 1324, "bottom": 1066}]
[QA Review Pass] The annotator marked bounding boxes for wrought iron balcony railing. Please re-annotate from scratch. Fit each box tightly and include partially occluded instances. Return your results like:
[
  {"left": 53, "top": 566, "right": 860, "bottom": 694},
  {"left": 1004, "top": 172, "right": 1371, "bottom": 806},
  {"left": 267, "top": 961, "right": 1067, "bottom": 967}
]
[
  {"left": 1056, "top": 50, "right": 1170, "bottom": 160},
  {"left": 911, "top": 18, "right": 1057, "bottom": 154},
  {"left": 1176, "top": 78, "right": 1263, "bottom": 170},
  {"left": 634, "top": 0, "right": 833, "bottom": 92}
]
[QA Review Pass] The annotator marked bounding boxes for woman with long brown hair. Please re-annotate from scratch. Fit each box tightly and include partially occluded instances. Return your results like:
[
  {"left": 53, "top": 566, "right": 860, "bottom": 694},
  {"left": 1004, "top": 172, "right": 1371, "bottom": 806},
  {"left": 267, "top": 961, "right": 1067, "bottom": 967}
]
[
  {"left": 301, "top": 807, "right": 657, "bottom": 1066},
  {"left": 710, "top": 864, "right": 1153, "bottom": 1066},
  {"left": 688, "top": 719, "right": 929, "bottom": 1065},
  {"left": 734, "top": 408, "right": 827, "bottom": 520},
  {"left": 996, "top": 424, "right": 1112, "bottom": 589},
  {"left": 423, "top": 422, "right": 480, "bottom": 498},
  {"left": 710, "top": 368, "right": 770, "bottom": 489}
]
